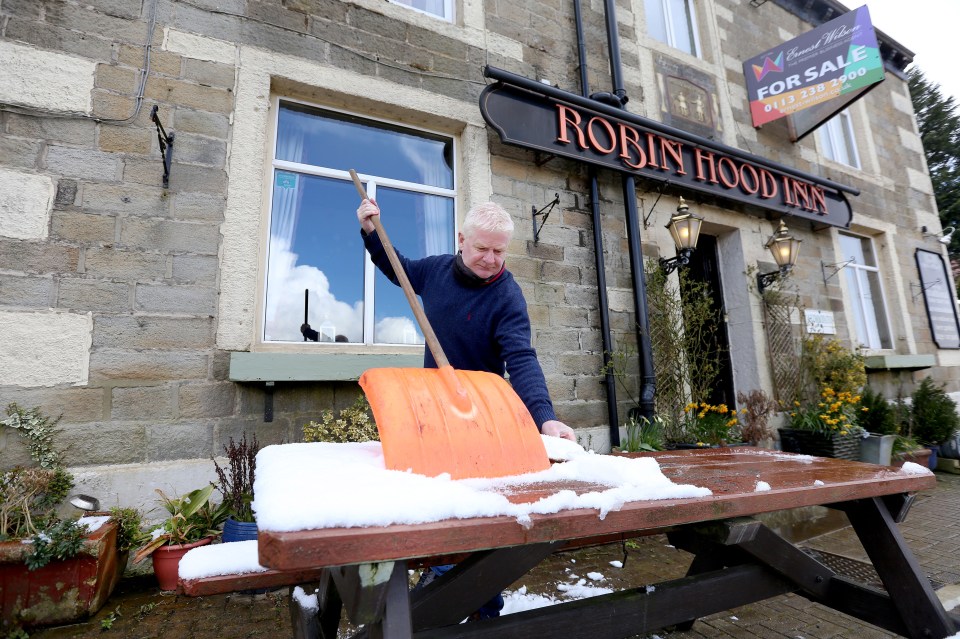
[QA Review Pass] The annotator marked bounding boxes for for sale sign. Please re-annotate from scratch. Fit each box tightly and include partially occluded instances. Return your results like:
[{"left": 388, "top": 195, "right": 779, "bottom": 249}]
[{"left": 743, "top": 5, "right": 884, "bottom": 127}]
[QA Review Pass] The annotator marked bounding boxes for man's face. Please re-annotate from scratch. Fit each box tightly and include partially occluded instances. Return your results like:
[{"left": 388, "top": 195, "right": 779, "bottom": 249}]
[{"left": 458, "top": 228, "right": 511, "bottom": 279}]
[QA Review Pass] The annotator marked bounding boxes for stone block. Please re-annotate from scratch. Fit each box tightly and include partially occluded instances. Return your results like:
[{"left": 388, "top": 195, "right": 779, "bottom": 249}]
[
  {"left": 44, "top": 2, "right": 147, "bottom": 42},
  {"left": 145, "top": 421, "right": 215, "bottom": 462},
  {"left": 4, "top": 18, "right": 116, "bottom": 64},
  {"left": 82, "top": 247, "right": 166, "bottom": 280},
  {"left": 574, "top": 377, "right": 607, "bottom": 402},
  {"left": 549, "top": 305, "right": 590, "bottom": 328},
  {"left": 553, "top": 400, "right": 608, "bottom": 427},
  {"left": 81, "top": 0, "right": 143, "bottom": 20},
  {"left": 143, "top": 76, "right": 234, "bottom": 113},
  {"left": 89, "top": 349, "right": 209, "bottom": 381},
  {"left": 0, "top": 39, "right": 96, "bottom": 114},
  {"left": 534, "top": 329, "right": 582, "bottom": 354},
  {"left": 0, "top": 274, "right": 53, "bottom": 307},
  {"left": 179, "top": 382, "right": 236, "bottom": 418},
  {"left": 170, "top": 134, "right": 227, "bottom": 167},
  {"left": 0, "top": 238, "right": 79, "bottom": 274},
  {"left": 214, "top": 418, "right": 290, "bottom": 452},
  {"left": 558, "top": 352, "right": 604, "bottom": 376},
  {"left": 58, "top": 278, "right": 130, "bottom": 312},
  {"left": 98, "top": 124, "right": 156, "bottom": 154},
  {"left": 211, "top": 349, "right": 231, "bottom": 381},
  {"left": 0, "top": 136, "right": 42, "bottom": 169},
  {"left": 118, "top": 44, "right": 182, "bottom": 77},
  {"left": 50, "top": 211, "right": 116, "bottom": 244},
  {"left": 0, "top": 310, "right": 92, "bottom": 387},
  {"left": 171, "top": 254, "right": 218, "bottom": 284},
  {"left": 120, "top": 218, "right": 220, "bottom": 255},
  {"left": 0, "top": 0, "right": 43, "bottom": 18},
  {"left": 135, "top": 283, "right": 217, "bottom": 315},
  {"left": 0, "top": 387, "right": 104, "bottom": 423},
  {"left": 91, "top": 90, "right": 138, "bottom": 121},
  {"left": 171, "top": 192, "right": 226, "bottom": 222},
  {"left": 46, "top": 146, "right": 122, "bottom": 181},
  {"left": 165, "top": 20, "right": 242, "bottom": 61},
  {"left": 4, "top": 114, "right": 96, "bottom": 146},
  {"left": 94, "top": 63, "right": 139, "bottom": 94},
  {"left": 59, "top": 422, "right": 146, "bottom": 464},
  {"left": 111, "top": 385, "right": 176, "bottom": 420},
  {"left": 0, "top": 168, "right": 54, "bottom": 240},
  {"left": 181, "top": 58, "right": 236, "bottom": 89},
  {"left": 533, "top": 283, "right": 565, "bottom": 304},
  {"left": 541, "top": 261, "right": 582, "bottom": 285},
  {"left": 82, "top": 182, "right": 169, "bottom": 216},
  {"left": 55, "top": 180, "right": 79, "bottom": 207},
  {"left": 172, "top": 108, "right": 230, "bottom": 139},
  {"left": 93, "top": 315, "right": 215, "bottom": 349}
]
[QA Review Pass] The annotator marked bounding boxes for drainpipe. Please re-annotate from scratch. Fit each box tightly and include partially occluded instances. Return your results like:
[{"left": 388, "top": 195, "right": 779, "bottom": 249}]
[
  {"left": 574, "top": 0, "right": 620, "bottom": 446},
  {"left": 599, "top": 0, "right": 657, "bottom": 420}
]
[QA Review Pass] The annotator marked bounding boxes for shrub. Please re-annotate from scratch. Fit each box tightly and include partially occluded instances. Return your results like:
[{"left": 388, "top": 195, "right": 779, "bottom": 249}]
[
  {"left": 683, "top": 402, "right": 740, "bottom": 446},
  {"left": 737, "top": 389, "right": 777, "bottom": 445},
  {"left": 303, "top": 395, "right": 378, "bottom": 443},
  {"left": 911, "top": 377, "right": 960, "bottom": 445},
  {"left": 856, "top": 386, "right": 898, "bottom": 436}
]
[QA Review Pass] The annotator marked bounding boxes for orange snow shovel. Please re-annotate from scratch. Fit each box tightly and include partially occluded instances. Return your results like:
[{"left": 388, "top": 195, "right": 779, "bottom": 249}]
[{"left": 349, "top": 169, "right": 550, "bottom": 479}]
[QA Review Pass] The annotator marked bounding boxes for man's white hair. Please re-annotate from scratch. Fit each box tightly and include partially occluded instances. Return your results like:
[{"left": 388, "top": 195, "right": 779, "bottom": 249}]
[{"left": 461, "top": 202, "right": 514, "bottom": 237}]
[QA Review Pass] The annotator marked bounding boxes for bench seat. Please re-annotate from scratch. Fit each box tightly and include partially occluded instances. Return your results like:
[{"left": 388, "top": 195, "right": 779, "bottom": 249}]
[{"left": 177, "top": 540, "right": 327, "bottom": 596}]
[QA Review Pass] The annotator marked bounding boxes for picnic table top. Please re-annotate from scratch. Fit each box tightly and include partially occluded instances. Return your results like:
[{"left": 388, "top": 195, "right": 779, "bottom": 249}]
[{"left": 257, "top": 448, "right": 935, "bottom": 572}]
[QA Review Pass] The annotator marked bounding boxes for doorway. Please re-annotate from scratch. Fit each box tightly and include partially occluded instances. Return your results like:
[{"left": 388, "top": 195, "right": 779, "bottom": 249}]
[{"left": 682, "top": 234, "right": 735, "bottom": 408}]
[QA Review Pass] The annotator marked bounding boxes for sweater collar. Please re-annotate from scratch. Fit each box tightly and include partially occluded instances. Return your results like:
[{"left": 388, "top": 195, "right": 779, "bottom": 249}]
[{"left": 453, "top": 252, "right": 505, "bottom": 287}]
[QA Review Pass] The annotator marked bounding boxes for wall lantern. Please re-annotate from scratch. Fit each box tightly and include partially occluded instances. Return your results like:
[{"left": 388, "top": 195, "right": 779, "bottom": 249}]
[
  {"left": 658, "top": 197, "right": 703, "bottom": 275},
  {"left": 757, "top": 219, "right": 802, "bottom": 293}
]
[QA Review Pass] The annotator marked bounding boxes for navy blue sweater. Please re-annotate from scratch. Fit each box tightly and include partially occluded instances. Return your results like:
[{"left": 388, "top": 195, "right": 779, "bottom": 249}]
[{"left": 363, "top": 230, "right": 557, "bottom": 429}]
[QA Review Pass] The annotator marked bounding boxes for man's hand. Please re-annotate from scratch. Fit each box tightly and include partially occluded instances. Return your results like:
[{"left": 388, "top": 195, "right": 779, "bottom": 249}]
[
  {"left": 541, "top": 420, "right": 576, "bottom": 441},
  {"left": 356, "top": 198, "right": 380, "bottom": 234}
]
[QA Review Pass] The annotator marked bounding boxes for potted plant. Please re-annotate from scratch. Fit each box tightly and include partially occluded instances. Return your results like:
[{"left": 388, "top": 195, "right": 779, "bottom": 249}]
[
  {"left": 679, "top": 401, "right": 741, "bottom": 448},
  {"left": 0, "top": 404, "right": 128, "bottom": 630},
  {"left": 614, "top": 414, "right": 666, "bottom": 453},
  {"left": 213, "top": 433, "right": 260, "bottom": 542},
  {"left": 856, "top": 386, "right": 898, "bottom": 466},
  {"left": 910, "top": 377, "right": 960, "bottom": 469},
  {"left": 133, "top": 485, "right": 230, "bottom": 591}
]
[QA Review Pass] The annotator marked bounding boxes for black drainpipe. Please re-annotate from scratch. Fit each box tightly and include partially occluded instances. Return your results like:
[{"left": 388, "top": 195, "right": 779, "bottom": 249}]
[
  {"left": 573, "top": 0, "right": 619, "bottom": 446},
  {"left": 597, "top": 0, "right": 657, "bottom": 421}
]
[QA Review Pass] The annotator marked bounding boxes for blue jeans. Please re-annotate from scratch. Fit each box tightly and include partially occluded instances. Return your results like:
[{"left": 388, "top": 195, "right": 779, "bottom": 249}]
[{"left": 427, "top": 565, "right": 504, "bottom": 620}]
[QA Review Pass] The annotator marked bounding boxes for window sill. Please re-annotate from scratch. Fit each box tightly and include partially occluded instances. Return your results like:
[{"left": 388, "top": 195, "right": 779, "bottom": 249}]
[
  {"left": 228, "top": 351, "right": 423, "bottom": 382},
  {"left": 863, "top": 354, "right": 936, "bottom": 372}
]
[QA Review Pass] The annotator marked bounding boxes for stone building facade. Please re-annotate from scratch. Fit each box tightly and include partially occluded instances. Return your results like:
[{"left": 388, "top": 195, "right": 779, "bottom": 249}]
[{"left": 0, "top": 0, "right": 953, "bottom": 502}]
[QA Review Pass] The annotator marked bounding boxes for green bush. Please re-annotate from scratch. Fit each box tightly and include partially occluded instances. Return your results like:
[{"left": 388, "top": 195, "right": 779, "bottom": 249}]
[
  {"left": 303, "top": 395, "right": 378, "bottom": 443},
  {"left": 911, "top": 377, "right": 960, "bottom": 445},
  {"left": 857, "top": 386, "right": 898, "bottom": 436}
]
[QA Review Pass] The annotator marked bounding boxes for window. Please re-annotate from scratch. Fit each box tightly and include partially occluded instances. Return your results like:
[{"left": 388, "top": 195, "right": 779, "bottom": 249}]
[
  {"left": 389, "top": 0, "right": 453, "bottom": 21},
  {"left": 264, "top": 100, "right": 455, "bottom": 346},
  {"left": 839, "top": 233, "right": 892, "bottom": 349},
  {"left": 645, "top": 0, "right": 701, "bottom": 57},
  {"left": 817, "top": 109, "right": 861, "bottom": 168}
]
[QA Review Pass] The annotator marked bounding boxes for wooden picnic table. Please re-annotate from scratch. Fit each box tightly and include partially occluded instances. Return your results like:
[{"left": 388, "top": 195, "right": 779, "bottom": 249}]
[{"left": 257, "top": 448, "right": 959, "bottom": 639}]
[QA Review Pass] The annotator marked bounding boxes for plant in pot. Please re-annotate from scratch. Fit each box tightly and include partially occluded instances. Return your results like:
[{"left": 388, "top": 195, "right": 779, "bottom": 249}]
[
  {"left": 302, "top": 394, "right": 379, "bottom": 444},
  {"left": 0, "top": 404, "right": 128, "bottom": 630},
  {"left": 910, "top": 377, "right": 960, "bottom": 469},
  {"left": 681, "top": 401, "right": 741, "bottom": 447},
  {"left": 616, "top": 414, "right": 666, "bottom": 453},
  {"left": 213, "top": 433, "right": 260, "bottom": 542},
  {"left": 856, "top": 386, "right": 898, "bottom": 466},
  {"left": 778, "top": 336, "right": 867, "bottom": 460},
  {"left": 133, "top": 485, "right": 230, "bottom": 591}
]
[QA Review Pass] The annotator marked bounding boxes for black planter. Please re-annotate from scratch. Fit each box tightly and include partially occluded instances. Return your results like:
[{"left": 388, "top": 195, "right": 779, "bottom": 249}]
[{"left": 778, "top": 428, "right": 860, "bottom": 460}]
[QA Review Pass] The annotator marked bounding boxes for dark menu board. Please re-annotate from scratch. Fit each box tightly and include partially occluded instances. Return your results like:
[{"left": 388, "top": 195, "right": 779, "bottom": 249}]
[{"left": 916, "top": 249, "right": 960, "bottom": 349}]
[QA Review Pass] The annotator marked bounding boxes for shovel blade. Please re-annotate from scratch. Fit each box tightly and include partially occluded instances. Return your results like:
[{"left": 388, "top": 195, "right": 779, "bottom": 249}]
[{"left": 359, "top": 367, "right": 550, "bottom": 479}]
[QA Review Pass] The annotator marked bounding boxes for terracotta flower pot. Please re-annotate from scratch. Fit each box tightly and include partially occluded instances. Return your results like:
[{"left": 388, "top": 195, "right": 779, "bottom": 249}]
[{"left": 151, "top": 537, "right": 213, "bottom": 591}]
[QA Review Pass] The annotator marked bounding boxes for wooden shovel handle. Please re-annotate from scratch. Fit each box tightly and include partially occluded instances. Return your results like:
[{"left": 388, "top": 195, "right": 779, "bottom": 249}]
[{"left": 349, "top": 170, "right": 450, "bottom": 369}]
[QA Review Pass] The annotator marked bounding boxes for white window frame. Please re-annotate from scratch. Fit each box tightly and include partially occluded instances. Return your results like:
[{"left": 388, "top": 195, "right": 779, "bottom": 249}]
[
  {"left": 388, "top": 0, "right": 454, "bottom": 22},
  {"left": 264, "top": 96, "right": 458, "bottom": 347},
  {"left": 645, "top": 0, "right": 702, "bottom": 58},
  {"left": 839, "top": 232, "right": 892, "bottom": 350},
  {"left": 818, "top": 109, "right": 861, "bottom": 169}
]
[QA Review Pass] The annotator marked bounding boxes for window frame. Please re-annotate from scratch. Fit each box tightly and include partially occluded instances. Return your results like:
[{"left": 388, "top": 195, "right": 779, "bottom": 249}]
[
  {"left": 818, "top": 109, "right": 861, "bottom": 169},
  {"left": 387, "top": 0, "right": 454, "bottom": 22},
  {"left": 262, "top": 95, "right": 458, "bottom": 348},
  {"left": 645, "top": 0, "right": 702, "bottom": 58},
  {"left": 838, "top": 232, "right": 893, "bottom": 351}
]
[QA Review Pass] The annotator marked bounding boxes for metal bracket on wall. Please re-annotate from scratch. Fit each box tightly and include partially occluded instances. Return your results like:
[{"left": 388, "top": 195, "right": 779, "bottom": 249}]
[
  {"left": 532, "top": 193, "right": 560, "bottom": 244},
  {"left": 263, "top": 381, "right": 275, "bottom": 422},
  {"left": 641, "top": 182, "right": 667, "bottom": 229},
  {"left": 820, "top": 258, "right": 854, "bottom": 285},
  {"left": 150, "top": 105, "right": 174, "bottom": 189}
]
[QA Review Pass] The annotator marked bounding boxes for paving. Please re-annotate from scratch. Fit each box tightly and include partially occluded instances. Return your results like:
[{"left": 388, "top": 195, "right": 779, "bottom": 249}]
[{"left": 31, "top": 470, "right": 960, "bottom": 639}]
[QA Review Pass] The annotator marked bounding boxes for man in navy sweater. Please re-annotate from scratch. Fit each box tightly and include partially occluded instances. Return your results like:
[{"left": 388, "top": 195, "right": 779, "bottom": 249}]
[{"left": 354, "top": 197, "right": 576, "bottom": 442}]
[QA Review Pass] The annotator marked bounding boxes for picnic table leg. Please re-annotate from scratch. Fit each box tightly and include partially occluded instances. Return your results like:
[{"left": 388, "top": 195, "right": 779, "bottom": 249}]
[
  {"left": 840, "top": 496, "right": 957, "bottom": 639},
  {"left": 368, "top": 560, "right": 412, "bottom": 639},
  {"left": 289, "top": 569, "right": 343, "bottom": 639}
]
